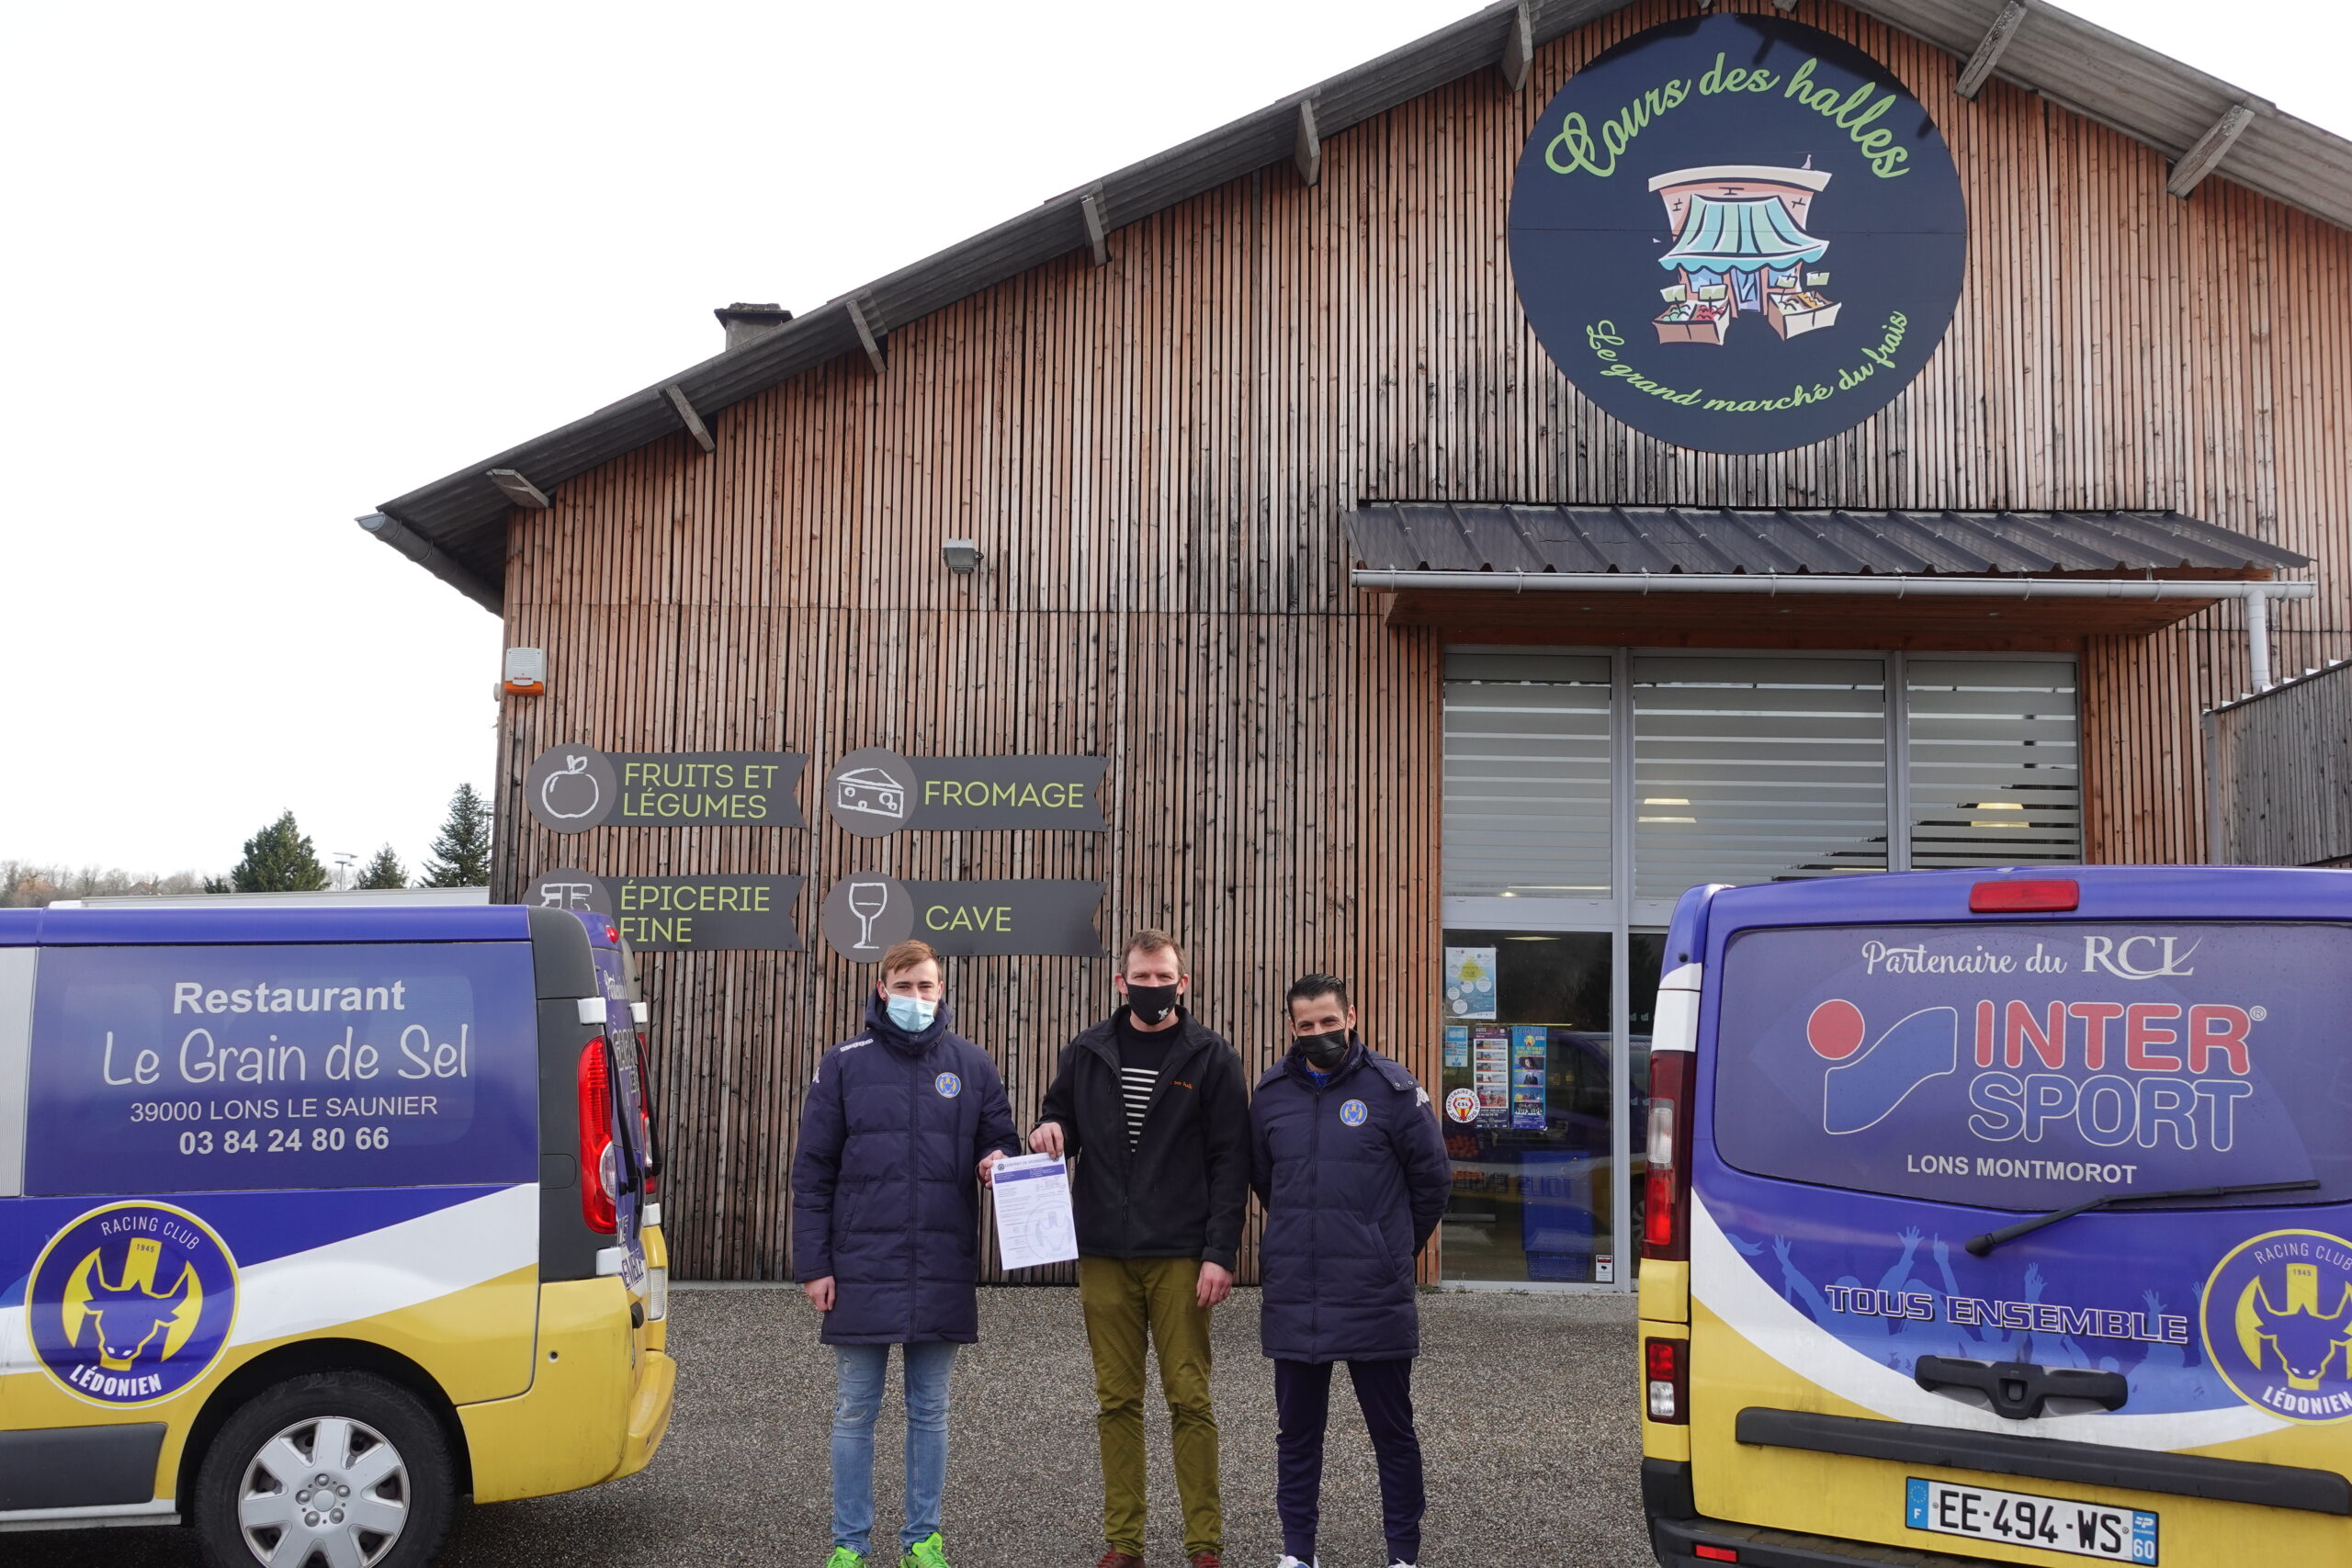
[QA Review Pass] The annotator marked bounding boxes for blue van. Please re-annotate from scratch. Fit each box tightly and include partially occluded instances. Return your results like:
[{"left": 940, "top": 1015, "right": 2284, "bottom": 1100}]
[
  {"left": 1641, "top": 868, "right": 2352, "bottom": 1566},
  {"left": 0, "top": 903, "right": 672, "bottom": 1565}
]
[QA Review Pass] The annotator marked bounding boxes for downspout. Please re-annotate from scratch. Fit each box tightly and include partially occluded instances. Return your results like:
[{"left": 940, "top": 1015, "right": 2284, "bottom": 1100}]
[{"left": 2245, "top": 585, "right": 2273, "bottom": 693}]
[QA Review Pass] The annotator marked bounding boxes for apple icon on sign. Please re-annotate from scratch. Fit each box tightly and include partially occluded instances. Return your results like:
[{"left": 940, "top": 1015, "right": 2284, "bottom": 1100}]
[{"left": 541, "top": 753, "right": 603, "bottom": 821}]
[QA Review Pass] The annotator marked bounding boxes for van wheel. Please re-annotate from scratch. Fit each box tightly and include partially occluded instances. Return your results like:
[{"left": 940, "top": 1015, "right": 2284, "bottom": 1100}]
[{"left": 194, "top": 1371, "right": 455, "bottom": 1568}]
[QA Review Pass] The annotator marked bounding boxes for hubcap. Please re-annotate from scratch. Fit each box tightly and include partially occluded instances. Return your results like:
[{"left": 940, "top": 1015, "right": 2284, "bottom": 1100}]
[{"left": 236, "top": 1415, "right": 409, "bottom": 1568}]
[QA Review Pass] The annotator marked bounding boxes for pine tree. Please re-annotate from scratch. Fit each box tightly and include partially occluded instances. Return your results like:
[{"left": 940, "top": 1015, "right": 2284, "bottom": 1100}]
[
  {"left": 356, "top": 845, "right": 408, "bottom": 889},
  {"left": 230, "top": 811, "right": 331, "bottom": 893},
  {"left": 422, "top": 784, "right": 492, "bottom": 887}
]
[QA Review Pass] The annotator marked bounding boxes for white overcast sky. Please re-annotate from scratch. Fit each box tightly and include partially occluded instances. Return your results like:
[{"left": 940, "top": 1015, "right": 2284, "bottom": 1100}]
[{"left": 5, "top": 0, "right": 2346, "bottom": 878}]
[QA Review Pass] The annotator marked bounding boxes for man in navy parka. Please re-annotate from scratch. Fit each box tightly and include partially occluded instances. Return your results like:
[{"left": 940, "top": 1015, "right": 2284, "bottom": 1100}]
[
  {"left": 793, "top": 939, "right": 1018, "bottom": 1568},
  {"left": 1250, "top": 972, "right": 1451, "bottom": 1568}
]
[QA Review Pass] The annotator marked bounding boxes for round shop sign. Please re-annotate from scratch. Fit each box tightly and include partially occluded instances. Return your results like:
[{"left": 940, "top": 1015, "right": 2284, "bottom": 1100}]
[
  {"left": 828, "top": 748, "right": 918, "bottom": 839},
  {"left": 526, "top": 747, "right": 621, "bottom": 833},
  {"left": 2200, "top": 1230, "right": 2352, "bottom": 1423},
  {"left": 1509, "top": 12, "right": 1966, "bottom": 454},
  {"left": 1445, "top": 1087, "right": 1482, "bottom": 1123},
  {"left": 28, "top": 1201, "right": 240, "bottom": 1407}
]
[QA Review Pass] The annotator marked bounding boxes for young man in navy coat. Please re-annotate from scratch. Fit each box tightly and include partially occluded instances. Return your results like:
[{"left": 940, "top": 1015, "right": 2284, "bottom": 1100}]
[
  {"left": 1250, "top": 973, "right": 1452, "bottom": 1568},
  {"left": 793, "top": 939, "right": 1018, "bottom": 1568}
]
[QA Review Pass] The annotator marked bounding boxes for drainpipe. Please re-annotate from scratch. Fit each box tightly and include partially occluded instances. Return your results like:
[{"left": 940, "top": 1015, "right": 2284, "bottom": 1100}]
[{"left": 2245, "top": 586, "right": 2273, "bottom": 693}]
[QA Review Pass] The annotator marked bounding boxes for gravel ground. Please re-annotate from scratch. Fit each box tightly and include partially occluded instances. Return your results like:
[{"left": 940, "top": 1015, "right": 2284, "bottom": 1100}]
[{"left": 37, "top": 1286, "right": 1650, "bottom": 1568}]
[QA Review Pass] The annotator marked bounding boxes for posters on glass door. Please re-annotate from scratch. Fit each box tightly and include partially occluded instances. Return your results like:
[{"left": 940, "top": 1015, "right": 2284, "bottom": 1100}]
[
  {"left": 1443, "top": 1024, "right": 1470, "bottom": 1068},
  {"left": 1445, "top": 947, "right": 1498, "bottom": 1019},
  {"left": 1510, "top": 1025, "right": 1549, "bottom": 1131},
  {"left": 1471, "top": 1025, "right": 1510, "bottom": 1127}
]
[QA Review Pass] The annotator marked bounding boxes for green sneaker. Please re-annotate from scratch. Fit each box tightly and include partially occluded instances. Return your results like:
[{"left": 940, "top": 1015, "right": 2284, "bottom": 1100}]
[
  {"left": 899, "top": 1534, "right": 952, "bottom": 1568},
  {"left": 826, "top": 1550, "right": 865, "bottom": 1568}
]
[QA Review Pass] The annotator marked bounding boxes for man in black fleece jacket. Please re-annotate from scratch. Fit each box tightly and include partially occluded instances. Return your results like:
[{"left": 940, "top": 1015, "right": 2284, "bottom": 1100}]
[{"left": 1031, "top": 930, "right": 1250, "bottom": 1568}]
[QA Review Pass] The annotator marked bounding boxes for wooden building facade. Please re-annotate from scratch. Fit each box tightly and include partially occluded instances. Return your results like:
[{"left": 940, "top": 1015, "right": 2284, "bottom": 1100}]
[{"left": 370, "top": 0, "right": 2352, "bottom": 1280}]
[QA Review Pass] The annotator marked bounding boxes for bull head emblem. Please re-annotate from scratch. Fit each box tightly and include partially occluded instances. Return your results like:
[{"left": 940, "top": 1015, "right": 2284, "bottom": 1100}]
[
  {"left": 2236, "top": 1262, "right": 2352, "bottom": 1392},
  {"left": 62, "top": 1236, "right": 204, "bottom": 1372}
]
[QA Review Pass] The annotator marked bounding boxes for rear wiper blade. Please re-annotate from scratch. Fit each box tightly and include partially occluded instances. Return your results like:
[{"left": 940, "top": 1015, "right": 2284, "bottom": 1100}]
[{"left": 1964, "top": 1179, "right": 2321, "bottom": 1258}]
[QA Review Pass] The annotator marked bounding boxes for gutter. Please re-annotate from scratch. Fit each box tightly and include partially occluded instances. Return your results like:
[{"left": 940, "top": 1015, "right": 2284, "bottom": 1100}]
[
  {"left": 356, "top": 513, "right": 504, "bottom": 616},
  {"left": 1351, "top": 570, "right": 2317, "bottom": 691}
]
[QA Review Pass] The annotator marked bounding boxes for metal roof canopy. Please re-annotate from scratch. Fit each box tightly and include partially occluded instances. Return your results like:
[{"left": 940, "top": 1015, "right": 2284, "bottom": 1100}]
[
  {"left": 1349, "top": 503, "right": 2313, "bottom": 677},
  {"left": 1344, "top": 502, "right": 2310, "bottom": 578},
  {"left": 368, "top": 0, "right": 2352, "bottom": 604}
]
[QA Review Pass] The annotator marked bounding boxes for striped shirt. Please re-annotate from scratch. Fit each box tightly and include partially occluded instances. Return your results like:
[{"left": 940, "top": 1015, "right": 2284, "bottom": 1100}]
[{"left": 1115, "top": 1015, "right": 1176, "bottom": 1148}]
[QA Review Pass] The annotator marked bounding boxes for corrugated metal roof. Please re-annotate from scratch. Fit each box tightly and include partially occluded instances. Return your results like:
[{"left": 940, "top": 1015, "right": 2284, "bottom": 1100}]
[
  {"left": 374, "top": 0, "right": 2352, "bottom": 601},
  {"left": 1344, "top": 503, "right": 2312, "bottom": 577}
]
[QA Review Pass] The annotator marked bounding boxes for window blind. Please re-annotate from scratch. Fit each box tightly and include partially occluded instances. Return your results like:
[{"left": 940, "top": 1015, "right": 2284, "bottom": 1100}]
[{"left": 1442, "top": 650, "right": 1613, "bottom": 897}]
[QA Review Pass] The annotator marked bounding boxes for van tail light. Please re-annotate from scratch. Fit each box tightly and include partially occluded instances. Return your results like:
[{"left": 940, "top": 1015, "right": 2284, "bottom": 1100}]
[
  {"left": 1643, "top": 1047, "right": 1696, "bottom": 1260},
  {"left": 577, "top": 1038, "right": 619, "bottom": 1234},
  {"left": 633, "top": 1031, "right": 662, "bottom": 1199},
  {"left": 1692, "top": 1547, "right": 1737, "bottom": 1563},
  {"left": 1645, "top": 1336, "right": 1690, "bottom": 1424},
  {"left": 1969, "top": 878, "right": 2078, "bottom": 913}
]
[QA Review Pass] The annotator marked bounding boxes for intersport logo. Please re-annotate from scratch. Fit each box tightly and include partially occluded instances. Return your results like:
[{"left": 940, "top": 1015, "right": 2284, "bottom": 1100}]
[{"left": 1804, "top": 990, "right": 2258, "bottom": 1152}]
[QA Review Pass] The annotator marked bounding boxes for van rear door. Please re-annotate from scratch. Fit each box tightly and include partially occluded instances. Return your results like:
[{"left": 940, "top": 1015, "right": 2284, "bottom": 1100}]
[
  {"left": 591, "top": 946, "right": 648, "bottom": 1293},
  {"left": 0, "top": 940, "right": 31, "bottom": 1432},
  {"left": 1689, "top": 876, "right": 2352, "bottom": 1562}
]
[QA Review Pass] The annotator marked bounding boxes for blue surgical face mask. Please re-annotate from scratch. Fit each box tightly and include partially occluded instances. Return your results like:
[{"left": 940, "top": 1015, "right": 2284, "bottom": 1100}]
[{"left": 887, "top": 994, "right": 938, "bottom": 1032}]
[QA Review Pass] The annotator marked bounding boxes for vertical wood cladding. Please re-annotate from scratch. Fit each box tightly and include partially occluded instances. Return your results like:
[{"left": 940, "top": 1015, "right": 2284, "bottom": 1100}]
[{"left": 493, "top": 0, "right": 2347, "bottom": 1277}]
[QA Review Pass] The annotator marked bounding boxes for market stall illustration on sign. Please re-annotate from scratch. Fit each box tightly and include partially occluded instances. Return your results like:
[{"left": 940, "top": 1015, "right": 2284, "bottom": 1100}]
[{"left": 1509, "top": 12, "right": 1966, "bottom": 453}]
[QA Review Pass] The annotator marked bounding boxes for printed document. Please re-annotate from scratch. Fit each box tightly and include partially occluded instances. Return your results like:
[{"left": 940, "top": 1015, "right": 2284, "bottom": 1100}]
[{"left": 990, "top": 1153, "right": 1079, "bottom": 1269}]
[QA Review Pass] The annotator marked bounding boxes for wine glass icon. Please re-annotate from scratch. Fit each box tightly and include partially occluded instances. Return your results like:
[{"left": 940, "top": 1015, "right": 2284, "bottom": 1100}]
[{"left": 847, "top": 881, "right": 890, "bottom": 951}]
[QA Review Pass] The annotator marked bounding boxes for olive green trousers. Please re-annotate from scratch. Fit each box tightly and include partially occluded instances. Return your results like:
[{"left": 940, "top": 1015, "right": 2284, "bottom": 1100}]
[{"left": 1077, "top": 1254, "right": 1223, "bottom": 1558}]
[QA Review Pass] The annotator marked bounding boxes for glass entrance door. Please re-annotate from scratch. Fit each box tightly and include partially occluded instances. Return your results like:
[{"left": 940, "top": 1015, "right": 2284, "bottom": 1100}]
[
  {"left": 1439, "top": 648, "right": 2082, "bottom": 1287},
  {"left": 1439, "top": 930, "right": 1613, "bottom": 1283},
  {"left": 1437, "top": 927, "right": 1666, "bottom": 1286}
]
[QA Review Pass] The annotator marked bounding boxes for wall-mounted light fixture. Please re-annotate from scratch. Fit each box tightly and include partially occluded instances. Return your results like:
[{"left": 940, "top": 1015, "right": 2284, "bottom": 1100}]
[
  {"left": 942, "top": 539, "right": 982, "bottom": 573},
  {"left": 503, "top": 647, "right": 548, "bottom": 696}
]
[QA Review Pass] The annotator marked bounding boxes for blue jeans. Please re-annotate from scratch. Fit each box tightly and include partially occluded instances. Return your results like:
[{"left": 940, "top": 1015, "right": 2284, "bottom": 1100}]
[{"left": 831, "top": 1340, "right": 958, "bottom": 1556}]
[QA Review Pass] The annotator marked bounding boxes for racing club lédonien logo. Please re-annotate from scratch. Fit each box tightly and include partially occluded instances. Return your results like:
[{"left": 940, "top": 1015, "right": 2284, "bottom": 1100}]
[
  {"left": 28, "top": 1201, "right": 239, "bottom": 1406},
  {"left": 2202, "top": 1230, "right": 2352, "bottom": 1422}
]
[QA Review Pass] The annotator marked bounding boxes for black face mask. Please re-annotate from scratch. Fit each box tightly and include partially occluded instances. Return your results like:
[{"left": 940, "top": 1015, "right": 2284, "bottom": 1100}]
[
  {"left": 1295, "top": 1029, "right": 1351, "bottom": 1069},
  {"left": 1125, "top": 982, "right": 1181, "bottom": 1025}
]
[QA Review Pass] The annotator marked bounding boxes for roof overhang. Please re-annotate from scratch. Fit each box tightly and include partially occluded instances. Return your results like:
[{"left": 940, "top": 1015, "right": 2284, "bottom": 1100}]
[
  {"left": 360, "top": 0, "right": 2352, "bottom": 607},
  {"left": 1348, "top": 503, "right": 2312, "bottom": 648},
  {"left": 1362, "top": 570, "right": 2314, "bottom": 648}
]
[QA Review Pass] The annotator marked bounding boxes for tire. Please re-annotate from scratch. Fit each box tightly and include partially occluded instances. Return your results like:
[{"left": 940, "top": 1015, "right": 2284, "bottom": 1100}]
[{"left": 193, "top": 1371, "right": 456, "bottom": 1568}]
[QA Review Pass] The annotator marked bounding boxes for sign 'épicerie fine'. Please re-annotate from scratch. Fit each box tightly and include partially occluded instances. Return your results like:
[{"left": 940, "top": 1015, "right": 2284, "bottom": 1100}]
[
  {"left": 526, "top": 867, "right": 806, "bottom": 953},
  {"left": 526, "top": 747, "right": 808, "bottom": 833},
  {"left": 1509, "top": 13, "right": 1967, "bottom": 454},
  {"left": 825, "top": 750, "right": 1107, "bottom": 839}
]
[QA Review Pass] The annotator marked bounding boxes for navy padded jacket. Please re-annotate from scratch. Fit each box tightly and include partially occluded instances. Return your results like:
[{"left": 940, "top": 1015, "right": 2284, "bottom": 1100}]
[
  {"left": 790, "top": 993, "right": 1017, "bottom": 1345},
  {"left": 1250, "top": 1039, "right": 1452, "bottom": 1363}
]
